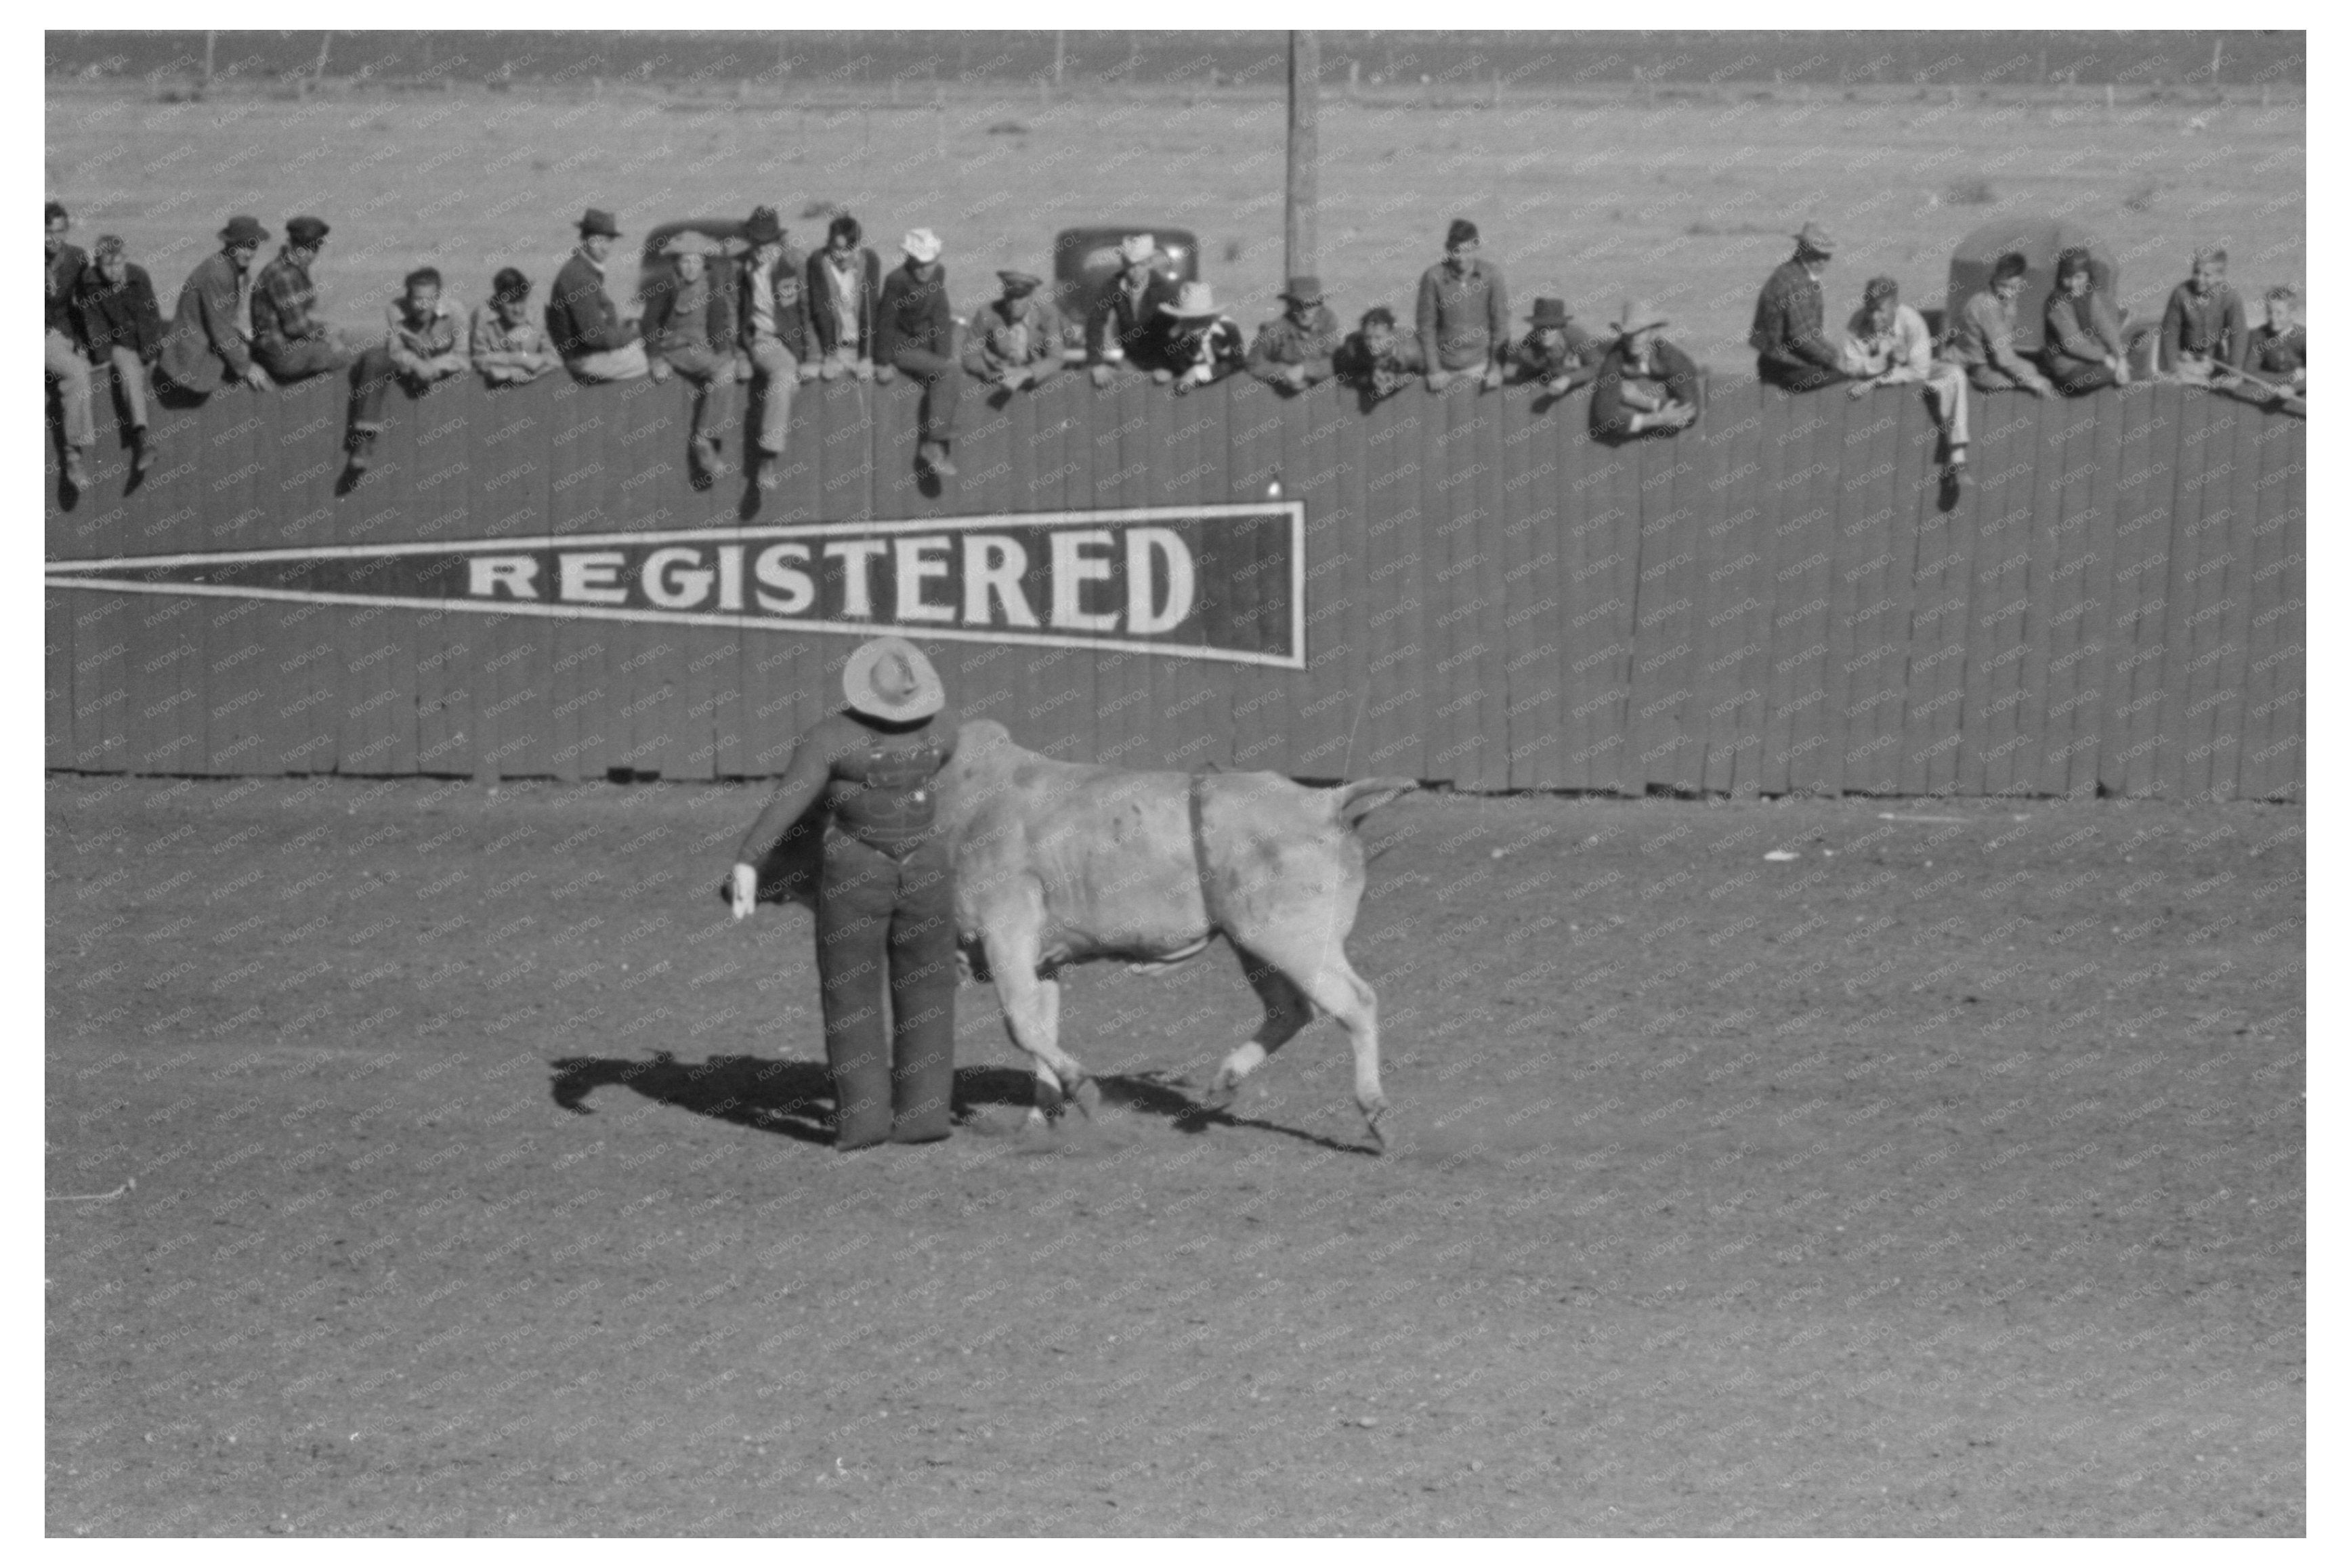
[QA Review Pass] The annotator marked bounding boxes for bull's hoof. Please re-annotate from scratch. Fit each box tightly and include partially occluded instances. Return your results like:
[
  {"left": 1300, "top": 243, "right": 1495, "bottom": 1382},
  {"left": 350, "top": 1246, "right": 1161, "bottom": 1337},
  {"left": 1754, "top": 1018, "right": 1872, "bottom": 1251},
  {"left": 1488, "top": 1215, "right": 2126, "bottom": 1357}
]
[
  {"left": 1361, "top": 1104, "right": 1389, "bottom": 1156},
  {"left": 1199, "top": 1074, "right": 1238, "bottom": 1112},
  {"left": 1068, "top": 1076, "right": 1102, "bottom": 1120}
]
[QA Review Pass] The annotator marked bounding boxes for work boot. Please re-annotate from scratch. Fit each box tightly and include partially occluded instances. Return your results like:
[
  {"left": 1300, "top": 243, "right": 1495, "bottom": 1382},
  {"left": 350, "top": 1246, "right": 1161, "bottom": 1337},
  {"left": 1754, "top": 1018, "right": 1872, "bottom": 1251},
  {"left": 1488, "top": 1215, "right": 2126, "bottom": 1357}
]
[
  {"left": 62, "top": 446, "right": 89, "bottom": 490},
  {"left": 918, "top": 440, "right": 956, "bottom": 478},
  {"left": 129, "top": 427, "right": 154, "bottom": 482},
  {"left": 692, "top": 434, "right": 726, "bottom": 479},
  {"left": 756, "top": 452, "right": 781, "bottom": 492}
]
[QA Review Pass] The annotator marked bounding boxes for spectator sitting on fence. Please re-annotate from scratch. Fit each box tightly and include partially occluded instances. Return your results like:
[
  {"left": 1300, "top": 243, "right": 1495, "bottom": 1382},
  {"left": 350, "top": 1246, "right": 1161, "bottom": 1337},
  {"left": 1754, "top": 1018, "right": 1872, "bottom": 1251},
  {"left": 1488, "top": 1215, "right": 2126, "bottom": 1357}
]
[
  {"left": 1159, "top": 282, "right": 1246, "bottom": 396},
  {"left": 1417, "top": 217, "right": 1508, "bottom": 392},
  {"left": 469, "top": 268, "right": 559, "bottom": 387},
  {"left": 2039, "top": 248, "right": 2131, "bottom": 395},
  {"left": 46, "top": 201, "right": 94, "bottom": 489},
  {"left": 876, "top": 228, "right": 962, "bottom": 478},
  {"left": 253, "top": 217, "right": 364, "bottom": 384},
  {"left": 1947, "top": 252, "right": 2057, "bottom": 399},
  {"left": 963, "top": 270, "right": 1065, "bottom": 396},
  {"left": 345, "top": 266, "right": 466, "bottom": 480},
  {"left": 2158, "top": 245, "right": 2249, "bottom": 385},
  {"left": 548, "top": 208, "right": 648, "bottom": 382},
  {"left": 70, "top": 234, "right": 165, "bottom": 483},
  {"left": 736, "top": 206, "right": 810, "bottom": 490},
  {"left": 1843, "top": 274, "right": 1972, "bottom": 476},
  {"left": 2239, "top": 284, "right": 2306, "bottom": 415},
  {"left": 1509, "top": 297, "right": 1602, "bottom": 399},
  {"left": 806, "top": 213, "right": 881, "bottom": 383},
  {"left": 1088, "top": 233, "right": 1180, "bottom": 387},
  {"left": 1589, "top": 300, "right": 1700, "bottom": 441},
  {"left": 643, "top": 231, "right": 738, "bottom": 481},
  {"left": 156, "top": 215, "right": 272, "bottom": 401},
  {"left": 1334, "top": 306, "right": 1424, "bottom": 405},
  {"left": 1246, "top": 275, "right": 1340, "bottom": 394},
  {"left": 1750, "top": 221, "right": 1848, "bottom": 392}
]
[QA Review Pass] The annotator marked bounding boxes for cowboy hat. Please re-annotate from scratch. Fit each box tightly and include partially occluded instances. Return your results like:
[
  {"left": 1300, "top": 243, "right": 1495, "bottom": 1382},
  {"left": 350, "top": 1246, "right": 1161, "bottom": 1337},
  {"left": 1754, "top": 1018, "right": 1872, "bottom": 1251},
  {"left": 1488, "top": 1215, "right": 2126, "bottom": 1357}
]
[
  {"left": 1793, "top": 221, "right": 1837, "bottom": 256},
  {"left": 1118, "top": 234, "right": 1157, "bottom": 266},
  {"left": 902, "top": 228, "right": 944, "bottom": 263},
  {"left": 661, "top": 230, "right": 720, "bottom": 259},
  {"left": 218, "top": 215, "right": 268, "bottom": 247},
  {"left": 1610, "top": 299, "right": 1668, "bottom": 336},
  {"left": 1160, "top": 281, "right": 1223, "bottom": 319},
  {"left": 1527, "top": 297, "right": 1572, "bottom": 328},
  {"left": 744, "top": 206, "right": 784, "bottom": 246},
  {"left": 1279, "top": 274, "right": 1324, "bottom": 303},
  {"left": 841, "top": 637, "right": 946, "bottom": 722},
  {"left": 576, "top": 208, "right": 622, "bottom": 238}
]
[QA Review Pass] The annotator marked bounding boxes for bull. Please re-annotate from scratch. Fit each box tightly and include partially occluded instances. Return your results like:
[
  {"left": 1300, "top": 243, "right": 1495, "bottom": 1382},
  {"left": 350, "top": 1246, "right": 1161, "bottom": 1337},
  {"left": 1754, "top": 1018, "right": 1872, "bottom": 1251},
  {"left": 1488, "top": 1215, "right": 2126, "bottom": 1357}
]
[{"left": 746, "top": 719, "right": 1415, "bottom": 1151}]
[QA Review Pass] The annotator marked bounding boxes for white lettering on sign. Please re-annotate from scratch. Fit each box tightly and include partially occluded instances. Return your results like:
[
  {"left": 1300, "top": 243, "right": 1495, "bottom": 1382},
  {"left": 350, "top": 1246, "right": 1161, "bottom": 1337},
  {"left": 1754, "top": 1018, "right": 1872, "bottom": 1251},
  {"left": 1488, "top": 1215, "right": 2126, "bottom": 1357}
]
[
  {"left": 559, "top": 551, "right": 628, "bottom": 606},
  {"left": 715, "top": 544, "right": 744, "bottom": 612},
  {"left": 964, "top": 534, "right": 1038, "bottom": 627},
  {"left": 893, "top": 536, "right": 956, "bottom": 624},
  {"left": 1127, "top": 528, "right": 1195, "bottom": 635},
  {"left": 642, "top": 546, "right": 715, "bottom": 610},
  {"left": 469, "top": 555, "right": 538, "bottom": 599},
  {"left": 754, "top": 543, "right": 815, "bottom": 615},
  {"left": 1049, "top": 530, "right": 1118, "bottom": 632},
  {"left": 824, "top": 539, "right": 889, "bottom": 618}
]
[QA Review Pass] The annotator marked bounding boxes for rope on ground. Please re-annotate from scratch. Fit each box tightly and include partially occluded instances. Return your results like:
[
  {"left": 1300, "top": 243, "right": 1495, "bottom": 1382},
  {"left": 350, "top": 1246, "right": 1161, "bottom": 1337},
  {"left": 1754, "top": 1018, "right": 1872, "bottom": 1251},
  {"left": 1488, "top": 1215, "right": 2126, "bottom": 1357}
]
[{"left": 46, "top": 1177, "right": 134, "bottom": 1203}]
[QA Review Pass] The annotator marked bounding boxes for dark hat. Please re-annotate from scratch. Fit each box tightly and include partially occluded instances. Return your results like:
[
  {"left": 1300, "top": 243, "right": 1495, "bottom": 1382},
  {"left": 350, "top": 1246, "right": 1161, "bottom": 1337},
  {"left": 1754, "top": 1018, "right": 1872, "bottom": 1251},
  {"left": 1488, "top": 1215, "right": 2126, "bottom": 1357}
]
[
  {"left": 1793, "top": 221, "right": 1837, "bottom": 257},
  {"left": 1528, "top": 297, "right": 1571, "bottom": 328},
  {"left": 219, "top": 215, "right": 268, "bottom": 247},
  {"left": 1280, "top": 274, "right": 1324, "bottom": 303},
  {"left": 744, "top": 206, "right": 784, "bottom": 245},
  {"left": 576, "top": 207, "right": 622, "bottom": 238},
  {"left": 996, "top": 269, "right": 1043, "bottom": 292},
  {"left": 284, "top": 215, "right": 331, "bottom": 247}
]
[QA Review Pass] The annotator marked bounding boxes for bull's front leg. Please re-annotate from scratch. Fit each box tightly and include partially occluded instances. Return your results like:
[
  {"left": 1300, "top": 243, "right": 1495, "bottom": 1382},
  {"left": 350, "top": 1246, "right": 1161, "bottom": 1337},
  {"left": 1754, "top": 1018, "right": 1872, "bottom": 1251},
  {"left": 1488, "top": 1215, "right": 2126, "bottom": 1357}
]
[{"left": 981, "top": 927, "right": 1096, "bottom": 1128}]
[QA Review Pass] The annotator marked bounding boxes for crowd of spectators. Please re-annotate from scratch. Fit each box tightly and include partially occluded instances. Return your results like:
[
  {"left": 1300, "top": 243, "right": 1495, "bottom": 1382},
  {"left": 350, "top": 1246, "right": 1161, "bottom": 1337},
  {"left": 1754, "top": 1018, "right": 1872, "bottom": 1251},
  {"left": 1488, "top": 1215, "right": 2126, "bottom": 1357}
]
[{"left": 43, "top": 198, "right": 2306, "bottom": 498}]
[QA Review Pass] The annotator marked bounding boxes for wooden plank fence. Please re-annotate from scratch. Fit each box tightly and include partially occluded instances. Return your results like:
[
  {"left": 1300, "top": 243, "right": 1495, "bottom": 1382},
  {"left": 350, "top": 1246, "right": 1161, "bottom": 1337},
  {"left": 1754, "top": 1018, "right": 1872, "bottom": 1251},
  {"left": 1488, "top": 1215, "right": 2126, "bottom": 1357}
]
[{"left": 43, "top": 369, "right": 2304, "bottom": 801}]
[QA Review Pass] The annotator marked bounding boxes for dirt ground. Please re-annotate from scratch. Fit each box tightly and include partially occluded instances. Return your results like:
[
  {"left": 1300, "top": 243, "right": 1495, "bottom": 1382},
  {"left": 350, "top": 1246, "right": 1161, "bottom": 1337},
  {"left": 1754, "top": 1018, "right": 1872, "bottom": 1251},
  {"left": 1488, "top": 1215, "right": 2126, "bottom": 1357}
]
[{"left": 45, "top": 773, "right": 2302, "bottom": 1536}]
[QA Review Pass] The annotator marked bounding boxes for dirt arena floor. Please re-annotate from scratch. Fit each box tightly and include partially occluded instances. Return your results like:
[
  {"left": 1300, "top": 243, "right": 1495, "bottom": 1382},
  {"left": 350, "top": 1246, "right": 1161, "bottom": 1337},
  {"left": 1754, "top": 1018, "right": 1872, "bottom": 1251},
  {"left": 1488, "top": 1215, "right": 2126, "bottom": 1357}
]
[{"left": 46, "top": 773, "right": 2303, "bottom": 1536}]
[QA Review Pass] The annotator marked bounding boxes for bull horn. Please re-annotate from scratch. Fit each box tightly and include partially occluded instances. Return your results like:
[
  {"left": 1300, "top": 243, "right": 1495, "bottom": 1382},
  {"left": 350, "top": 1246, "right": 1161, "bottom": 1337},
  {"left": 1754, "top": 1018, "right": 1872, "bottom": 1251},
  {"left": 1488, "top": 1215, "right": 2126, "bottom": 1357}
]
[{"left": 1334, "top": 776, "right": 1417, "bottom": 829}]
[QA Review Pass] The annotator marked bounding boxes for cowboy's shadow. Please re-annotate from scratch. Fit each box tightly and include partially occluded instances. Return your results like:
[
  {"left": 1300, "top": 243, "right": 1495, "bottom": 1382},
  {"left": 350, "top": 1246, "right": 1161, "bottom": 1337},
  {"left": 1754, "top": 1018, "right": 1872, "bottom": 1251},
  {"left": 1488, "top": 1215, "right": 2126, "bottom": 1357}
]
[{"left": 549, "top": 1052, "right": 1042, "bottom": 1145}]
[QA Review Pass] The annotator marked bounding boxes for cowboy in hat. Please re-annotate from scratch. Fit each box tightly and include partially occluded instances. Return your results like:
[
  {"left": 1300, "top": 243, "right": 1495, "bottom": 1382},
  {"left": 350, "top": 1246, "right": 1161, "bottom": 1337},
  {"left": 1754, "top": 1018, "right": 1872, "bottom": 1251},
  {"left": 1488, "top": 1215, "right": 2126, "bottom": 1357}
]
[
  {"left": 643, "top": 230, "right": 738, "bottom": 479},
  {"left": 548, "top": 207, "right": 648, "bottom": 382},
  {"left": 964, "top": 268, "right": 1067, "bottom": 393},
  {"left": 1590, "top": 299, "right": 1701, "bottom": 440},
  {"left": 1246, "top": 274, "right": 1340, "bottom": 393},
  {"left": 1509, "top": 296, "right": 1602, "bottom": 398},
  {"left": 736, "top": 205, "right": 811, "bottom": 488},
  {"left": 1417, "top": 217, "right": 1510, "bottom": 392},
  {"left": 876, "top": 228, "right": 963, "bottom": 475},
  {"left": 1750, "top": 220, "right": 1850, "bottom": 392},
  {"left": 729, "top": 637, "right": 962, "bottom": 1151},
  {"left": 1086, "top": 232, "right": 1181, "bottom": 386},
  {"left": 1159, "top": 280, "right": 1244, "bottom": 393},
  {"left": 156, "top": 215, "right": 274, "bottom": 397}
]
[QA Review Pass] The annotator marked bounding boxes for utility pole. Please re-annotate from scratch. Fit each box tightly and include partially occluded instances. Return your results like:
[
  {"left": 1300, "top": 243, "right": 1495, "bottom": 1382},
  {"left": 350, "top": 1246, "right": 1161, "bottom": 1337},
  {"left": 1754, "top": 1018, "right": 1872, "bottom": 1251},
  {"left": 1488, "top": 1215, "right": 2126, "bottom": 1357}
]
[
  {"left": 1286, "top": 31, "right": 1319, "bottom": 283},
  {"left": 201, "top": 30, "right": 215, "bottom": 89},
  {"left": 314, "top": 32, "right": 333, "bottom": 83},
  {"left": 1053, "top": 30, "right": 1065, "bottom": 89}
]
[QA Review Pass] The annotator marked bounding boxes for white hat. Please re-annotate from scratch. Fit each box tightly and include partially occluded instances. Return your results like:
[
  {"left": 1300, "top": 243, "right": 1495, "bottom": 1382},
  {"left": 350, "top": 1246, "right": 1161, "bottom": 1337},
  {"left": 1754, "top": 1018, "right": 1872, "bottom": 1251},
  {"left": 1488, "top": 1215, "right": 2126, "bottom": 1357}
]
[
  {"left": 842, "top": 637, "right": 945, "bottom": 721},
  {"left": 1118, "top": 234, "right": 1157, "bottom": 266},
  {"left": 902, "top": 228, "right": 944, "bottom": 263},
  {"left": 1160, "top": 280, "right": 1221, "bottom": 319}
]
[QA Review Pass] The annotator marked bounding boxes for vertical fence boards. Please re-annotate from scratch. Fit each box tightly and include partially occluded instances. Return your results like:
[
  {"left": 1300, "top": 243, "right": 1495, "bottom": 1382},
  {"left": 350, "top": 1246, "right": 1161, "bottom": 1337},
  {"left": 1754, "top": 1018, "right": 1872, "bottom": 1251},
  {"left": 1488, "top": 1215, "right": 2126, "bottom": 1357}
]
[{"left": 43, "top": 373, "right": 2304, "bottom": 805}]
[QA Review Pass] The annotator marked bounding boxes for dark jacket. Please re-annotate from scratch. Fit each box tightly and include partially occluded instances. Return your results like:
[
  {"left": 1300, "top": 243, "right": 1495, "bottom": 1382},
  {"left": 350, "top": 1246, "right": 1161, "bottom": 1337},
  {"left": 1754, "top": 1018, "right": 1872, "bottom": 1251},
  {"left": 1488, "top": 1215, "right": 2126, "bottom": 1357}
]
[
  {"left": 641, "top": 268, "right": 735, "bottom": 356},
  {"left": 1749, "top": 257, "right": 1842, "bottom": 371},
  {"left": 545, "top": 249, "right": 634, "bottom": 360},
  {"left": 736, "top": 249, "right": 810, "bottom": 358},
  {"left": 2248, "top": 323, "right": 2306, "bottom": 381},
  {"left": 876, "top": 263, "right": 955, "bottom": 363},
  {"left": 2157, "top": 280, "right": 2249, "bottom": 373},
  {"left": 47, "top": 242, "right": 88, "bottom": 339},
  {"left": 805, "top": 247, "right": 883, "bottom": 360},
  {"left": 156, "top": 247, "right": 253, "bottom": 392},
  {"left": 72, "top": 261, "right": 164, "bottom": 362},
  {"left": 1591, "top": 337, "right": 1702, "bottom": 437},
  {"left": 1333, "top": 329, "right": 1425, "bottom": 398},
  {"left": 1510, "top": 323, "right": 1604, "bottom": 389},
  {"left": 1246, "top": 305, "right": 1341, "bottom": 384},
  {"left": 1085, "top": 271, "right": 1181, "bottom": 370}
]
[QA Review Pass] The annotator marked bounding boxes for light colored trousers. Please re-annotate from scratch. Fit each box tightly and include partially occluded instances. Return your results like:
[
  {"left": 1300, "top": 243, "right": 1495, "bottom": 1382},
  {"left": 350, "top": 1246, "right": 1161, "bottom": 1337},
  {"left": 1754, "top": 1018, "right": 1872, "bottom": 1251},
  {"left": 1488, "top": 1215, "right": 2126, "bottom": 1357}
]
[
  {"left": 567, "top": 341, "right": 649, "bottom": 382},
  {"left": 47, "top": 329, "right": 94, "bottom": 447},
  {"left": 745, "top": 335, "right": 800, "bottom": 455}
]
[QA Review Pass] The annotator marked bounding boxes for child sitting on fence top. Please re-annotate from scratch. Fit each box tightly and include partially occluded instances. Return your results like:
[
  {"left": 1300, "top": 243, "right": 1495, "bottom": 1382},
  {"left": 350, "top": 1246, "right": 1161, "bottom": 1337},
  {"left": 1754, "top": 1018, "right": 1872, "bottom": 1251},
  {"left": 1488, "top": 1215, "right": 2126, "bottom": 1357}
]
[
  {"left": 1589, "top": 301, "right": 1700, "bottom": 440},
  {"left": 345, "top": 266, "right": 467, "bottom": 483},
  {"left": 1843, "top": 275, "right": 1972, "bottom": 479}
]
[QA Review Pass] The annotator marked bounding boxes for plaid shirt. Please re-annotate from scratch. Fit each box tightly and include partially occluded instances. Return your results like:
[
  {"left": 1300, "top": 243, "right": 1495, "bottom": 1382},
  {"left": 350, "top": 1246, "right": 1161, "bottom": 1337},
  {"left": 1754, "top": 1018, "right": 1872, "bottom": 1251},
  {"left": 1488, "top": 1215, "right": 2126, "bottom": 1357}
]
[
  {"left": 1749, "top": 257, "right": 1841, "bottom": 370},
  {"left": 251, "top": 249, "right": 328, "bottom": 357}
]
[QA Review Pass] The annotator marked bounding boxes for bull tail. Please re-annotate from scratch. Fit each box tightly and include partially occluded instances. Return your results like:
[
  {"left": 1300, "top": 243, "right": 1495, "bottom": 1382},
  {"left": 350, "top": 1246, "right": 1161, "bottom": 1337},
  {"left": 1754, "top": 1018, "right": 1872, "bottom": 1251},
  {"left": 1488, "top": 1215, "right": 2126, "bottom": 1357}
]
[{"left": 1333, "top": 776, "right": 1417, "bottom": 832}]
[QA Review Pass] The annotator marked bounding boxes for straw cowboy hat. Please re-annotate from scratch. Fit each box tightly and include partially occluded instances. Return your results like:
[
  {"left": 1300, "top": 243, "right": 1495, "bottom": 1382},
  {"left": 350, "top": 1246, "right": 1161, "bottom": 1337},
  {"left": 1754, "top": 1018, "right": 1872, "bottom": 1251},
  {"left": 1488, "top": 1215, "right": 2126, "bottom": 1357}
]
[
  {"left": 1160, "top": 281, "right": 1223, "bottom": 320},
  {"left": 1118, "top": 234, "right": 1158, "bottom": 266},
  {"left": 1793, "top": 221, "right": 1837, "bottom": 256},
  {"left": 1610, "top": 299, "right": 1669, "bottom": 337},
  {"left": 902, "top": 228, "right": 944, "bottom": 264},
  {"left": 842, "top": 637, "right": 946, "bottom": 722}
]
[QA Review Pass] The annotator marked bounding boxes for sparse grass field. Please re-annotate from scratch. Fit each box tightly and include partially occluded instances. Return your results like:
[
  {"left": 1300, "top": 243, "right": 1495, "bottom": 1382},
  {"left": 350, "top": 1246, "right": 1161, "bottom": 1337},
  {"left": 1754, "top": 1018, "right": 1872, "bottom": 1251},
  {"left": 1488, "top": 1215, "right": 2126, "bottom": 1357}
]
[{"left": 47, "top": 80, "right": 2303, "bottom": 370}]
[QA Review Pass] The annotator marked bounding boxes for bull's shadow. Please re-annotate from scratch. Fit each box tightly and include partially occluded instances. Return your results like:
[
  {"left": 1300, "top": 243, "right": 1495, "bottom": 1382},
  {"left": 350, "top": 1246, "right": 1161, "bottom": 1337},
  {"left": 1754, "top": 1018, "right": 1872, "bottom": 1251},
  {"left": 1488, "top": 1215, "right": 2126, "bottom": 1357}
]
[{"left": 547, "top": 1053, "right": 1377, "bottom": 1155}]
